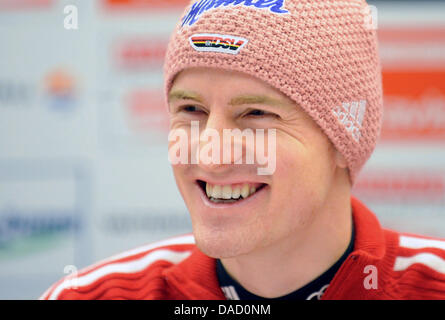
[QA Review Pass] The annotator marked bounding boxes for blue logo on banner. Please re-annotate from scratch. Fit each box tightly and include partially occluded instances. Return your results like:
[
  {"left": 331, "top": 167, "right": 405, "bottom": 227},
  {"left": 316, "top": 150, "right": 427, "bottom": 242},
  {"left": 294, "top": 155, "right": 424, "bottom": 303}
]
[{"left": 181, "top": 0, "right": 289, "bottom": 27}]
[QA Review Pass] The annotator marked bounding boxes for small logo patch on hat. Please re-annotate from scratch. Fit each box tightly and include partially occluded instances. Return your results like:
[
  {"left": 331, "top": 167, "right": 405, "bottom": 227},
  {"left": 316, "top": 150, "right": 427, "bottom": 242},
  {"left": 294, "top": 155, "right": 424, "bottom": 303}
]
[
  {"left": 189, "top": 33, "right": 248, "bottom": 55},
  {"left": 332, "top": 100, "right": 367, "bottom": 142}
]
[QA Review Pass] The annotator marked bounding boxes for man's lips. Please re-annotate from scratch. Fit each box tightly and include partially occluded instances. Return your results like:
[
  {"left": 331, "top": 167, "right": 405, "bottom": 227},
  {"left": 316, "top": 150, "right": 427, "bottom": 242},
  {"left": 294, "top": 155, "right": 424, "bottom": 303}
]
[{"left": 195, "top": 179, "right": 268, "bottom": 204}]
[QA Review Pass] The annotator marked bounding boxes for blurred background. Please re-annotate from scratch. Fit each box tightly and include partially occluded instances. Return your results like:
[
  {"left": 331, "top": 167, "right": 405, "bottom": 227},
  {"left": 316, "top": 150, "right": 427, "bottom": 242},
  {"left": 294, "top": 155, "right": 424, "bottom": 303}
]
[{"left": 0, "top": 0, "right": 444, "bottom": 299}]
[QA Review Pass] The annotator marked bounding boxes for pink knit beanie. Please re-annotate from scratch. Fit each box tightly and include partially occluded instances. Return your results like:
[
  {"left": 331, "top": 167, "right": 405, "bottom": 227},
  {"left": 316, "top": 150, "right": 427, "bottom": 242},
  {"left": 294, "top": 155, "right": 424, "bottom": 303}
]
[{"left": 164, "top": 0, "right": 383, "bottom": 183}]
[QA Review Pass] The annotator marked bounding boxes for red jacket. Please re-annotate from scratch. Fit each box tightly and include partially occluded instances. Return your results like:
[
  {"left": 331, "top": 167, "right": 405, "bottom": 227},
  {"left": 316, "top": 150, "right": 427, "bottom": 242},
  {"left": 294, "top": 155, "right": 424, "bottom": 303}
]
[{"left": 40, "top": 197, "right": 445, "bottom": 300}]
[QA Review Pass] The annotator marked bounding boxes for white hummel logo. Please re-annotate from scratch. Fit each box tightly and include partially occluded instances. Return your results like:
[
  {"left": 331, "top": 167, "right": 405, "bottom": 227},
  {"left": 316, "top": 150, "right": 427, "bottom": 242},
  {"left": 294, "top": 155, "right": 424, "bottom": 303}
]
[
  {"left": 221, "top": 286, "right": 240, "bottom": 300},
  {"left": 306, "top": 284, "right": 329, "bottom": 300},
  {"left": 332, "top": 100, "right": 367, "bottom": 142}
]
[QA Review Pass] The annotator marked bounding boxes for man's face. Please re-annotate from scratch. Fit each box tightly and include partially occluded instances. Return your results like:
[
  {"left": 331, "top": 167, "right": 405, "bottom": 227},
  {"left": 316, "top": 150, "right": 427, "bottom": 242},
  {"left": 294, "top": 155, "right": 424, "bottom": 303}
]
[{"left": 168, "top": 67, "right": 343, "bottom": 258}]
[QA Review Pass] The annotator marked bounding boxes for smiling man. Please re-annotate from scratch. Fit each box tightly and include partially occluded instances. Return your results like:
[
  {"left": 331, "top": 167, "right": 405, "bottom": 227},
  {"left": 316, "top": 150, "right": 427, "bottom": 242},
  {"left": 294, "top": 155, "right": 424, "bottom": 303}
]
[
  {"left": 166, "top": 66, "right": 353, "bottom": 299},
  {"left": 41, "top": 0, "right": 445, "bottom": 300}
]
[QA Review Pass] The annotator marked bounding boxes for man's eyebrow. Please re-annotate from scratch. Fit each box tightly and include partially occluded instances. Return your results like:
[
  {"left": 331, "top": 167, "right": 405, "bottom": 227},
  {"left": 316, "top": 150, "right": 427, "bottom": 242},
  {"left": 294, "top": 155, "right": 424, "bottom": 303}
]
[
  {"left": 229, "top": 95, "right": 291, "bottom": 108},
  {"left": 168, "top": 91, "right": 292, "bottom": 109},
  {"left": 168, "top": 90, "right": 205, "bottom": 103}
]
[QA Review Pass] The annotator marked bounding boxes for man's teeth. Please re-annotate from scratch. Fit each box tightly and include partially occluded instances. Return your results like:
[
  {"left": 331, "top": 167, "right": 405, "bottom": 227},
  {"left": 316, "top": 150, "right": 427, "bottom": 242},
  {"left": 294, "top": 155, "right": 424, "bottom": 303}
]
[{"left": 205, "top": 183, "right": 258, "bottom": 200}]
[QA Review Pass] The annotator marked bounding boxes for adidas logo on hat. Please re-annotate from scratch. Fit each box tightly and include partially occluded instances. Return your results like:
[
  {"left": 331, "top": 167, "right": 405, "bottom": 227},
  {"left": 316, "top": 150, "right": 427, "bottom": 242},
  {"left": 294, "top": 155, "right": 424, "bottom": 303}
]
[{"left": 332, "top": 100, "right": 367, "bottom": 143}]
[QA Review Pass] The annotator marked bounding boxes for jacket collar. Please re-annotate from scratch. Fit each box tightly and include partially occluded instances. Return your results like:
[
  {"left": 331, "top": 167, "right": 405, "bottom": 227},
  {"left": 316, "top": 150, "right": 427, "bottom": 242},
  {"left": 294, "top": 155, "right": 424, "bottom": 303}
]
[
  {"left": 322, "top": 197, "right": 395, "bottom": 299},
  {"left": 164, "top": 245, "right": 225, "bottom": 299},
  {"left": 349, "top": 196, "right": 387, "bottom": 260}
]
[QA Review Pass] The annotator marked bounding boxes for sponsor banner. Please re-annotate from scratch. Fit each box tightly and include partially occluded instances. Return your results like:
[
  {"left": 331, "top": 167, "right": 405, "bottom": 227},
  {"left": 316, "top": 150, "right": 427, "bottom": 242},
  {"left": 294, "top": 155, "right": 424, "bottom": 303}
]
[
  {"left": 124, "top": 88, "right": 169, "bottom": 133},
  {"left": 0, "top": 68, "right": 93, "bottom": 159},
  {"left": 0, "top": 160, "right": 91, "bottom": 266},
  {"left": 353, "top": 168, "right": 445, "bottom": 237},
  {"left": 0, "top": 0, "right": 52, "bottom": 10},
  {"left": 99, "top": 209, "right": 191, "bottom": 234},
  {"left": 93, "top": 212, "right": 191, "bottom": 261},
  {"left": 102, "top": 0, "right": 189, "bottom": 11},
  {"left": 113, "top": 37, "right": 168, "bottom": 71},
  {"left": 378, "top": 28, "right": 445, "bottom": 70},
  {"left": 97, "top": 87, "right": 169, "bottom": 152},
  {"left": 353, "top": 169, "right": 445, "bottom": 205},
  {"left": 43, "top": 68, "right": 78, "bottom": 112},
  {"left": 379, "top": 27, "right": 445, "bottom": 143},
  {"left": 381, "top": 71, "right": 445, "bottom": 142},
  {"left": 0, "top": 79, "right": 34, "bottom": 108},
  {"left": 0, "top": 68, "right": 77, "bottom": 111},
  {"left": 96, "top": 29, "right": 173, "bottom": 152}
]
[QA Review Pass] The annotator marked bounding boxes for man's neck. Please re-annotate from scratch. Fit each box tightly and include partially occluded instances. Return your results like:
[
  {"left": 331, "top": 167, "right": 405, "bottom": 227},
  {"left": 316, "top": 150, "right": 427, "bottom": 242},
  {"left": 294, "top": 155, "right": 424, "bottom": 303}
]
[{"left": 220, "top": 175, "right": 352, "bottom": 298}]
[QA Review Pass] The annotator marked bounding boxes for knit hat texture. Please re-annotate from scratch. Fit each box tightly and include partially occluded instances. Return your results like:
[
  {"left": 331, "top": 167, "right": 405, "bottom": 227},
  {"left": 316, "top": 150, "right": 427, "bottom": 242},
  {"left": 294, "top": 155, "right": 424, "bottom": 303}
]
[{"left": 164, "top": 0, "right": 383, "bottom": 183}]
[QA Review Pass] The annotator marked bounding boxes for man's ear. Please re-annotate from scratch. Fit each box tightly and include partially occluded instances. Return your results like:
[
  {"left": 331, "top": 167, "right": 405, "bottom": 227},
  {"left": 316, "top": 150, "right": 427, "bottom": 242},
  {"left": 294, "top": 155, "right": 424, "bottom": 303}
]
[{"left": 335, "top": 150, "right": 348, "bottom": 169}]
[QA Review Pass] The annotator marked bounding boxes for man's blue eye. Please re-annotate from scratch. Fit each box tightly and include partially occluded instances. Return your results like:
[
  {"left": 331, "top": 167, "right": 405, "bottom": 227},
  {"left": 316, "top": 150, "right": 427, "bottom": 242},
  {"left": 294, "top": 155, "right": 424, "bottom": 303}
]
[
  {"left": 249, "top": 109, "right": 266, "bottom": 116},
  {"left": 182, "top": 105, "right": 201, "bottom": 112},
  {"left": 247, "top": 109, "right": 277, "bottom": 118}
]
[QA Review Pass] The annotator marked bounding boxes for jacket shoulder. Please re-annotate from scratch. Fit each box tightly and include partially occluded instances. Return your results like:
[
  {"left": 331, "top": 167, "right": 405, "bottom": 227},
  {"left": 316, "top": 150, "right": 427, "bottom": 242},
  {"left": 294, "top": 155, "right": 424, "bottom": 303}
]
[
  {"left": 39, "top": 234, "right": 196, "bottom": 300},
  {"left": 386, "top": 231, "right": 445, "bottom": 299}
]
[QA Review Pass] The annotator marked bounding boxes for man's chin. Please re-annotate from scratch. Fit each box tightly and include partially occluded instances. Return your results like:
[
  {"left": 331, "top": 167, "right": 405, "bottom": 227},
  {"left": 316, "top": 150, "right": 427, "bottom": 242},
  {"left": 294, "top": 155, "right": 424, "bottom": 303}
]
[{"left": 193, "top": 229, "right": 257, "bottom": 259}]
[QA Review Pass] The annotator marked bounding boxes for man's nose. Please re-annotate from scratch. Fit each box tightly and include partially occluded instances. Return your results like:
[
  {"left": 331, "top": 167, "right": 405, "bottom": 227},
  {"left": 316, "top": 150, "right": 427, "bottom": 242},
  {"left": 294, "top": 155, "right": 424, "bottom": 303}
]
[{"left": 196, "top": 113, "right": 242, "bottom": 171}]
